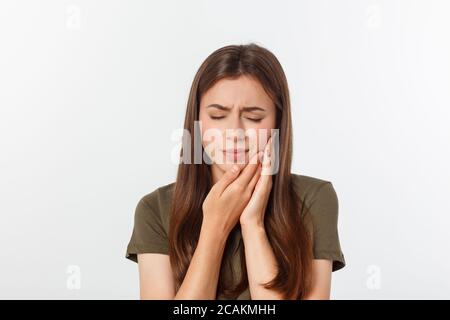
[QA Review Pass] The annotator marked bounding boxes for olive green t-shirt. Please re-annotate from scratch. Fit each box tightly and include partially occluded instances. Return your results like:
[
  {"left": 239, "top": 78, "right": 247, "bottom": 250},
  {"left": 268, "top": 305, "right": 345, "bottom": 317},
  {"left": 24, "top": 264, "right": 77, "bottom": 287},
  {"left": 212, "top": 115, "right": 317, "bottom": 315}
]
[{"left": 125, "top": 173, "right": 346, "bottom": 299}]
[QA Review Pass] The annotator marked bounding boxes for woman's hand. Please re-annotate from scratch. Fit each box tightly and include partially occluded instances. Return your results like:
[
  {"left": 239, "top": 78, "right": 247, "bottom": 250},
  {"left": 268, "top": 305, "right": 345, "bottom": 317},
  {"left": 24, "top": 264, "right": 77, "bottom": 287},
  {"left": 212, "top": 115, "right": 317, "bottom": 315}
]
[
  {"left": 202, "top": 152, "right": 262, "bottom": 236},
  {"left": 239, "top": 137, "right": 273, "bottom": 228}
]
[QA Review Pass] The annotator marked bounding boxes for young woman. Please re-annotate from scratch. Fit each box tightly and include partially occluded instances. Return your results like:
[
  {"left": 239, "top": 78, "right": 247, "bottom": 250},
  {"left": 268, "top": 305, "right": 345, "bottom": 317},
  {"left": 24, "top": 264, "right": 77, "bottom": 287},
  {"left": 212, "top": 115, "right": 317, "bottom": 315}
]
[{"left": 125, "top": 43, "right": 345, "bottom": 300}]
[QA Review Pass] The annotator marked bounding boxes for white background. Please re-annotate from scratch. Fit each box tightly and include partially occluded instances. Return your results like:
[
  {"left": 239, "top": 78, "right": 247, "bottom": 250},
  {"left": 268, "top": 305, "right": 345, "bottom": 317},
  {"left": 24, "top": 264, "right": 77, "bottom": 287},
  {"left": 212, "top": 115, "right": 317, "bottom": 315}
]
[{"left": 0, "top": 0, "right": 449, "bottom": 299}]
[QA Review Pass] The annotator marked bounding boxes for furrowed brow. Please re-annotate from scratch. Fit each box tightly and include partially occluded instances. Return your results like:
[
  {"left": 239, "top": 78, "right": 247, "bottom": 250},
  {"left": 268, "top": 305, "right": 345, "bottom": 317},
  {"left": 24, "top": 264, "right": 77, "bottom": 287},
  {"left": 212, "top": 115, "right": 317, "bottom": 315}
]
[
  {"left": 206, "top": 104, "right": 266, "bottom": 112},
  {"left": 241, "top": 106, "right": 266, "bottom": 112},
  {"left": 206, "top": 104, "right": 230, "bottom": 111}
]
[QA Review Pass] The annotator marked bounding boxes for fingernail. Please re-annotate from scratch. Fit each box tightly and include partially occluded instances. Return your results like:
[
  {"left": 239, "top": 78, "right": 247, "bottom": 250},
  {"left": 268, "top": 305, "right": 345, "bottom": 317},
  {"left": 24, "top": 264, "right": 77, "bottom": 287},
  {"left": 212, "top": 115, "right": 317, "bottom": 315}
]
[{"left": 231, "top": 165, "right": 239, "bottom": 173}]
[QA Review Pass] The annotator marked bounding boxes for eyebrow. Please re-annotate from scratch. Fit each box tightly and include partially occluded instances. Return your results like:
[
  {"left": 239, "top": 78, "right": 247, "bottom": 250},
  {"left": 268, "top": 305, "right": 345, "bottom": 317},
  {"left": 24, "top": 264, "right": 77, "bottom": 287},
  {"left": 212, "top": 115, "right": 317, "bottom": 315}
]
[{"left": 206, "top": 104, "right": 266, "bottom": 112}]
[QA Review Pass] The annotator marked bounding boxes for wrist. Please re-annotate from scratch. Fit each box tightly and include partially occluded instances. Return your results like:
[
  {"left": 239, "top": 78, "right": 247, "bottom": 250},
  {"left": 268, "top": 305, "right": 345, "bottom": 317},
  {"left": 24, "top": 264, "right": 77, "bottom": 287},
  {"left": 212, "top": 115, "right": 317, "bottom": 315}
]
[
  {"left": 200, "top": 219, "right": 230, "bottom": 244},
  {"left": 240, "top": 219, "right": 265, "bottom": 232}
]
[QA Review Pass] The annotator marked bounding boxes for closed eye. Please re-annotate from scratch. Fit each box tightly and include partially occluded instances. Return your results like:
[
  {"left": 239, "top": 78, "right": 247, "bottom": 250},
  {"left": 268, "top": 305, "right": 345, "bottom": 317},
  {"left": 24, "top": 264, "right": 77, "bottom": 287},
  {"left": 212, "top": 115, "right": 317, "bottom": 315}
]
[
  {"left": 247, "top": 118, "right": 263, "bottom": 123},
  {"left": 210, "top": 116, "right": 263, "bottom": 123}
]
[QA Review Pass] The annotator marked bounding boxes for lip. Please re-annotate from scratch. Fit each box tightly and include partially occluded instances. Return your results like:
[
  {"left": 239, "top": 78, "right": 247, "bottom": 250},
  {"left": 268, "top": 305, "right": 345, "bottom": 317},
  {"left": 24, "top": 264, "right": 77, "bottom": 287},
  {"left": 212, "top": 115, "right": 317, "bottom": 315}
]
[{"left": 223, "top": 149, "right": 249, "bottom": 154}]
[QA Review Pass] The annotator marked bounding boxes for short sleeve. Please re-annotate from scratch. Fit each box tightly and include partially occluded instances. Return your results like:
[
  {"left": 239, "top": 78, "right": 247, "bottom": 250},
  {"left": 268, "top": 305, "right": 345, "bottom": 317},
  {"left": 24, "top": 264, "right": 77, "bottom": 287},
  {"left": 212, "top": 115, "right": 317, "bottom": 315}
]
[
  {"left": 308, "top": 182, "right": 346, "bottom": 272},
  {"left": 125, "top": 194, "right": 169, "bottom": 263}
]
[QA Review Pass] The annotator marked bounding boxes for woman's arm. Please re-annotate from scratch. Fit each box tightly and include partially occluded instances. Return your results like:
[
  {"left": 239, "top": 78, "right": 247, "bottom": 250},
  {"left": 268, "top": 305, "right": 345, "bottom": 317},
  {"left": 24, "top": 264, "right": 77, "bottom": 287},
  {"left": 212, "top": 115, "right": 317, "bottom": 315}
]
[
  {"left": 137, "top": 222, "right": 228, "bottom": 300},
  {"left": 173, "top": 222, "right": 228, "bottom": 299},
  {"left": 241, "top": 223, "right": 333, "bottom": 300},
  {"left": 138, "top": 160, "right": 261, "bottom": 299},
  {"left": 302, "top": 259, "right": 332, "bottom": 299},
  {"left": 241, "top": 223, "right": 284, "bottom": 299},
  {"left": 137, "top": 253, "right": 175, "bottom": 299}
]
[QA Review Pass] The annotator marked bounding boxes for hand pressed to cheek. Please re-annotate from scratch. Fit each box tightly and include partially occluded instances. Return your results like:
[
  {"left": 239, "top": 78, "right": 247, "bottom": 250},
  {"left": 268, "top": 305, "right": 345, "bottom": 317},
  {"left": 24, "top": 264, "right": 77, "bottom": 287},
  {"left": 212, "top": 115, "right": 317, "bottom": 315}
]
[
  {"left": 239, "top": 139, "right": 274, "bottom": 227},
  {"left": 260, "top": 136, "right": 274, "bottom": 178}
]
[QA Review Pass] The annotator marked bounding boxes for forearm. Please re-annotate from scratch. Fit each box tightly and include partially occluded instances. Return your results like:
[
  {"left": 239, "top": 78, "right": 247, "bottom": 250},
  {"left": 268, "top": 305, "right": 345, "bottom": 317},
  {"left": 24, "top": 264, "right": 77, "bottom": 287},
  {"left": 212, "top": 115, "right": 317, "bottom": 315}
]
[
  {"left": 241, "top": 223, "right": 284, "bottom": 299},
  {"left": 174, "top": 222, "right": 228, "bottom": 300}
]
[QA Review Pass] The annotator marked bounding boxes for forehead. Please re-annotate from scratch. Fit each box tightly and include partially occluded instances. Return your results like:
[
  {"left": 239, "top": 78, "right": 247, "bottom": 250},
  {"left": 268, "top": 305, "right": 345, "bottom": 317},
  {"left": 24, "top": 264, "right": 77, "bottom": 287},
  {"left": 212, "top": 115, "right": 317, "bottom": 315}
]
[{"left": 200, "top": 75, "right": 274, "bottom": 110}]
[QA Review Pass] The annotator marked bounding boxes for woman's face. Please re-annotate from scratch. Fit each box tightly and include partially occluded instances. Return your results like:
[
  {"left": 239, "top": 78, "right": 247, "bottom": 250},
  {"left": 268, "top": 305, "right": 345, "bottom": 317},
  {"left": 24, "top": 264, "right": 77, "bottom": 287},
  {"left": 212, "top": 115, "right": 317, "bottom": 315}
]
[{"left": 199, "top": 75, "right": 276, "bottom": 173}]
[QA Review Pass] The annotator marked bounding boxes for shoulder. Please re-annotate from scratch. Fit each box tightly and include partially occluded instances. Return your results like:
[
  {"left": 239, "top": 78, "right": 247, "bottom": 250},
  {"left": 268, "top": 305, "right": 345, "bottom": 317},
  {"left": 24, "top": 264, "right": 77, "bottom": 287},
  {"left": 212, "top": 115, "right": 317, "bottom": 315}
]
[
  {"left": 290, "top": 173, "right": 337, "bottom": 209},
  {"left": 291, "top": 173, "right": 345, "bottom": 271},
  {"left": 134, "top": 181, "right": 176, "bottom": 229},
  {"left": 138, "top": 181, "right": 175, "bottom": 209},
  {"left": 126, "top": 182, "right": 175, "bottom": 261},
  {"left": 290, "top": 173, "right": 340, "bottom": 235}
]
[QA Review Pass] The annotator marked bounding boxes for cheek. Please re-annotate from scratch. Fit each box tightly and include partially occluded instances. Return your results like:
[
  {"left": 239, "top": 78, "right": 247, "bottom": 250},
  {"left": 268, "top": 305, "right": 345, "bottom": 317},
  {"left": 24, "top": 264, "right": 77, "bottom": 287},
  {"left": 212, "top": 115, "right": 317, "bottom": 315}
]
[
  {"left": 246, "top": 121, "right": 275, "bottom": 152},
  {"left": 199, "top": 113, "right": 214, "bottom": 145},
  {"left": 199, "top": 118, "right": 223, "bottom": 157}
]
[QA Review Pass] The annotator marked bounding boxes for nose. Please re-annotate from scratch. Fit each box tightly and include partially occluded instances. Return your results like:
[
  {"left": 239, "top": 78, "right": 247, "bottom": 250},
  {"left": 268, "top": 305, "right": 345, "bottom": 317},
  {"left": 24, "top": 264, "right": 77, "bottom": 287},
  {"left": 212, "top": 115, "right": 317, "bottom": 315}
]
[
  {"left": 224, "top": 115, "right": 246, "bottom": 146},
  {"left": 226, "top": 128, "right": 245, "bottom": 142}
]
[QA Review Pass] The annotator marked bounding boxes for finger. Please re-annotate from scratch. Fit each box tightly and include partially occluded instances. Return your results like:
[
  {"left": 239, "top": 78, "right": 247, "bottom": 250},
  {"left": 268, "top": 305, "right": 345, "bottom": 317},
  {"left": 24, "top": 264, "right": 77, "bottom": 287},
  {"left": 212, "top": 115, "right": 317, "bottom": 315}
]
[
  {"left": 266, "top": 135, "right": 273, "bottom": 157},
  {"left": 234, "top": 151, "right": 262, "bottom": 187},
  {"left": 247, "top": 163, "right": 262, "bottom": 193},
  {"left": 261, "top": 138, "right": 273, "bottom": 177},
  {"left": 213, "top": 164, "right": 242, "bottom": 194}
]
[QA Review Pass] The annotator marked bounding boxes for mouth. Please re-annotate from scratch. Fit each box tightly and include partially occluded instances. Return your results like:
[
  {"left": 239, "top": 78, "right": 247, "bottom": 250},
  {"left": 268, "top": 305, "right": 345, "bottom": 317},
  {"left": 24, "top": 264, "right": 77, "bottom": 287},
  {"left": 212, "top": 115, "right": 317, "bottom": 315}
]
[{"left": 222, "top": 149, "right": 249, "bottom": 154}]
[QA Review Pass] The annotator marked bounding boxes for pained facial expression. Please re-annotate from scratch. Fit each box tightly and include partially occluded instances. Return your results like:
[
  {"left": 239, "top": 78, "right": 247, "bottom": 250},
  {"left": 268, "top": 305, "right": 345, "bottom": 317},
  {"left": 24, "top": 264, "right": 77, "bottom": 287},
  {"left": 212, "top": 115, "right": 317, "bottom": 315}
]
[{"left": 199, "top": 75, "right": 277, "bottom": 173}]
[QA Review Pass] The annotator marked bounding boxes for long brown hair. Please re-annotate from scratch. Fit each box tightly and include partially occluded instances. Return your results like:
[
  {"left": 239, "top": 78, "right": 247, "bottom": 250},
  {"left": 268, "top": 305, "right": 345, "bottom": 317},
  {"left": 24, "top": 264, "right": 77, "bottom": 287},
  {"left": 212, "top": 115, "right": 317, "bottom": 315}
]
[{"left": 168, "top": 43, "right": 313, "bottom": 299}]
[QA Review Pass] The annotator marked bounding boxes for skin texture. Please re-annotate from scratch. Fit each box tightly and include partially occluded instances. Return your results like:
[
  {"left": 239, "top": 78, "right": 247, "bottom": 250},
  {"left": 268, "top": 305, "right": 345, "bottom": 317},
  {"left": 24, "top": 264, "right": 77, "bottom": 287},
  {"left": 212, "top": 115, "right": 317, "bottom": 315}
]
[{"left": 137, "top": 75, "right": 333, "bottom": 299}]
